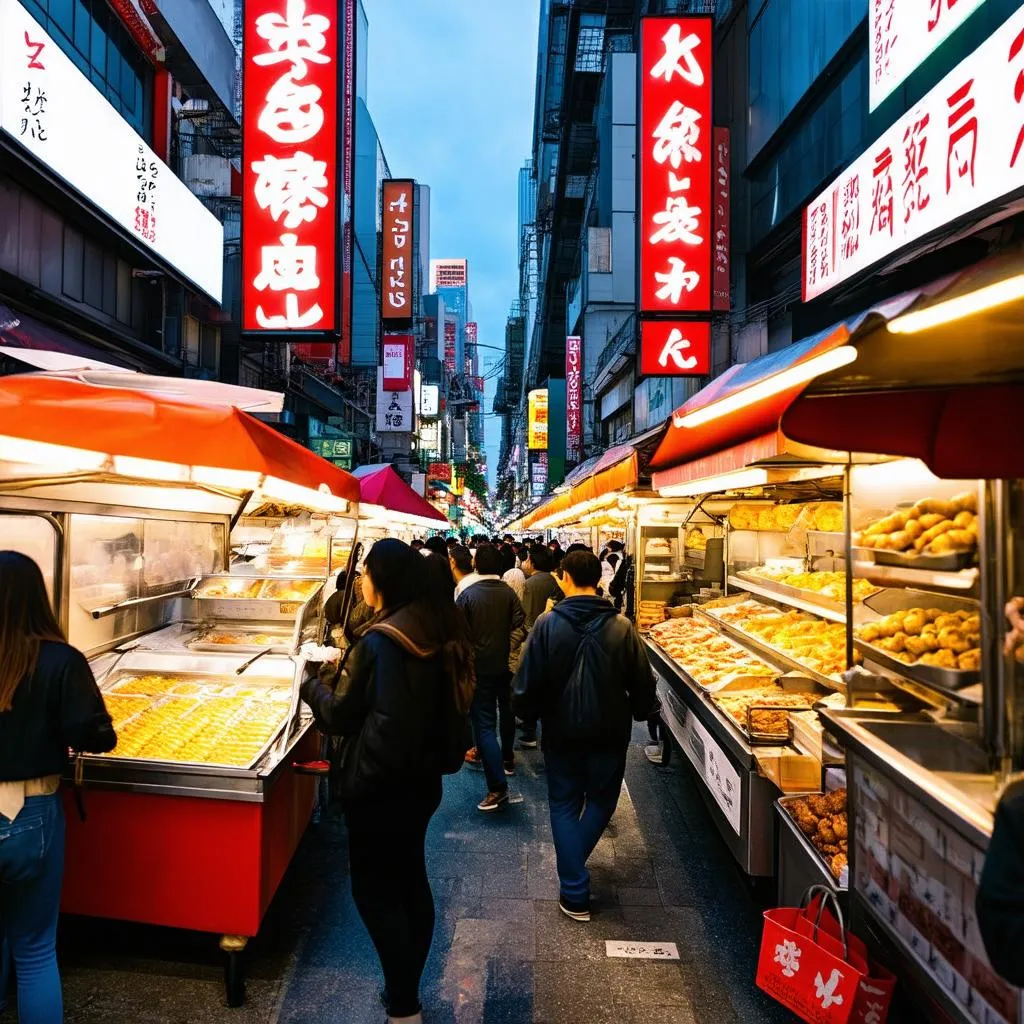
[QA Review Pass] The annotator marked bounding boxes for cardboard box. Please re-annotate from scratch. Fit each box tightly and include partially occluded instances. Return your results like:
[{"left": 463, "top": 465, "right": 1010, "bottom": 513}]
[{"left": 756, "top": 749, "right": 821, "bottom": 793}]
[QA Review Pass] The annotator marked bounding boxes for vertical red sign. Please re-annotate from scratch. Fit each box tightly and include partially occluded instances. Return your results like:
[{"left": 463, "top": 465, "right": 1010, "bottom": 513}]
[
  {"left": 638, "top": 16, "right": 713, "bottom": 315},
  {"left": 382, "top": 335, "right": 413, "bottom": 391},
  {"left": 339, "top": 0, "right": 355, "bottom": 361},
  {"left": 565, "top": 335, "right": 583, "bottom": 462},
  {"left": 242, "top": 0, "right": 338, "bottom": 333},
  {"left": 712, "top": 127, "right": 730, "bottom": 312},
  {"left": 639, "top": 321, "right": 710, "bottom": 377},
  {"left": 381, "top": 180, "right": 414, "bottom": 320}
]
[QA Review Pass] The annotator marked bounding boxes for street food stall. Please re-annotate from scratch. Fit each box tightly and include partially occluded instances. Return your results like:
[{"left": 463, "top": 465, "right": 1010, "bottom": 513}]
[
  {"left": 351, "top": 463, "right": 449, "bottom": 546},
  {"left": 0, "top": 374, "right": 361, "bottom": 1005},
  {"left": 649, "top": 255, "right": 1024, "bottom": 1023}
]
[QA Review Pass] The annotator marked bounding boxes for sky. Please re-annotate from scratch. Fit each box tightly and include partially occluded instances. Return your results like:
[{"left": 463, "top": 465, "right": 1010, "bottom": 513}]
[{"left": 364, "top": 0, "right": 541, "bottom": 489}]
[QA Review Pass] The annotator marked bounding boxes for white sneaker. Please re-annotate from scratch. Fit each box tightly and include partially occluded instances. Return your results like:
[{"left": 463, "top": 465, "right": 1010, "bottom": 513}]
[{"left": 644, "top": 743, "right": 664, "bottom": 764}]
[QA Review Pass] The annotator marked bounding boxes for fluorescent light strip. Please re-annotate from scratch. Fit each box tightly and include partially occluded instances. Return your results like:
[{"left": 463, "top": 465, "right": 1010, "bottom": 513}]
[
  {"left": 675, "top": 346, "right": 859, "bottom": 429},
  {"left": 0, "top": 435, "right": 108, "bottom": 472},
  {"left": 659, "top": 468, "right": 769, "bottom": 499},
  {"left": 887, "top": 273, "right": 1024, "bottom": 334}
]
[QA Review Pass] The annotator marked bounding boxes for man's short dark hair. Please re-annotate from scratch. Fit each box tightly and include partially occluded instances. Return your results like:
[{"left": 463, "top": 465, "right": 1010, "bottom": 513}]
[
  {"left": 565, "top": 543, "right": 590, "bottom": 556},
  {"left": 562, "top": 550, "right": 601, "bottom": 589},
  {"left": 527, "top": 543, "right": 555, "bottom": 573},
  {"left": 424, "top": 536, "right": 447, "bottom": 557},
  {"left": 450, "top": 544, "right": 473, "bottom": 575},
  {"left": 607, "top": 540, "right": 624, "bottom": 553},
  {"left": 474, "top": 544, "right": 503, "bottom": 576},
  {"left": 445, "top": 537, "right": 459, "bottom": 549}
]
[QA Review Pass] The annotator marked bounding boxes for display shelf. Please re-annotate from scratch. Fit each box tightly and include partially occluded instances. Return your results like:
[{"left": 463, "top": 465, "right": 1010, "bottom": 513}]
[
  {"left": 776, "top": 796, "right": 848, "bottom": 892},
  {"left": 853, "top": 639, "right": 981, "bottom": 705},
  {"left": 728, "top": 573, "right": 853, "bottom": 624},
  {"left": 694, "top": 606, "right": 846, "bottom": 693},
  {"left": 852, "top": 558, "right": 979, "bottom": 594}
]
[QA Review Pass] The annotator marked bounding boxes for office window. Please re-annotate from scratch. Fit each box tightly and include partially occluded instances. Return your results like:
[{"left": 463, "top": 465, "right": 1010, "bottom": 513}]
[
  {"left": 21, "top": 0, "right": 152, "bottom": 139},
  {"left": 747, "top": 0, "right": 865, "bottom": 158}
]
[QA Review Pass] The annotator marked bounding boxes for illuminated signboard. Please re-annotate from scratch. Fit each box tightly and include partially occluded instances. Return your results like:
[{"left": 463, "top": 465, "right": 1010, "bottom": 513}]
[
  {"left": 639, "top": 321, "right": 710, "bottom": 377},
  {"left": 528, "top": 389, "right": 549, "bottom": 451},
  {"left": 381, "top": 180, "right": 414, "bottom": 320},
  {"left": 870, "top": 0, "right": 990, "bottom": 111},
  {"left": 803, "top": 6, "right": 1024, "bottom": 301},
  {"left": 381, "top": 335, "right": 413, "bottom": 392},
  {"left": 638, "top": 16, "right": 714, "bottom": 315},
  {"left": 566, "top": 336, "right": 583, "bottom": 462},
  {"left": 242, "top": 0, "right": 338, "bottom": 331},
  {"left": 0, "top": 0, "right": 223, "bottom": 301}
]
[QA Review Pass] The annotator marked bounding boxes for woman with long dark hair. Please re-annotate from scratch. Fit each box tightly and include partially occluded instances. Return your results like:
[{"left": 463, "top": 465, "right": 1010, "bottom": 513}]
[
  {"left": 0, "top": 551, "right": 116, "bottom": 1023},
  {"left": 300, "top": 539, "right": 475, "bottom": 1024}
]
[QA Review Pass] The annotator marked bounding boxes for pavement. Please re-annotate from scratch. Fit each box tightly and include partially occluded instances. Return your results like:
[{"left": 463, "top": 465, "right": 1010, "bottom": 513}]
[{"left": 19, "top": 727, "right": 804, "bottom": 1023}]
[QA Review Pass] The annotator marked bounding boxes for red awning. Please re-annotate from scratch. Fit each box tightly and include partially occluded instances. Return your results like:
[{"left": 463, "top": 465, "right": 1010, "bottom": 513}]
[
  {"left": 649, "top": 295, "right": 919, "bottom": 482},
  {"left": 0, "top": 375, "right": 360, "bottom": 504},
  {"left": 352, "top": 464, "right": 447, "bottom": 524},
  {"left": 782, "top": 385, "right": 1024, "bottom": 480}
]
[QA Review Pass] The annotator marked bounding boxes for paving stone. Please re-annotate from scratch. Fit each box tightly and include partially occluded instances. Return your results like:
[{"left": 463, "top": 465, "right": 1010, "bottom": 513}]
[
  {"left": 534, "top": 900, "right": 628, "bottom": 963},
  {"left": 616, "top": 886, "right": 664, "bottom": 907}
]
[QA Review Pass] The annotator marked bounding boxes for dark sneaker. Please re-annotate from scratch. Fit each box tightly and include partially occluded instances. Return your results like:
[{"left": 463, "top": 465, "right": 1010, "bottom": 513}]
[
  {"left": 503, "top": 759, "right": 516, "bottom": 776},
  {"left": 477, "top": 790, "right": 509, "bottom": 813},
  {"left": 558, "top": 893, "right": 591, "bottom": 922},
  {"left": 464, "top": 747, "right": 484, "bottom": 771}
]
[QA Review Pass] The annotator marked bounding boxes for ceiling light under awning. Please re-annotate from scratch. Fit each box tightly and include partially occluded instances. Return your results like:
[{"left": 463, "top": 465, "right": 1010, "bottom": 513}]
[{"left": 887, "top": 273, "right": 1024, "bottom": 335}]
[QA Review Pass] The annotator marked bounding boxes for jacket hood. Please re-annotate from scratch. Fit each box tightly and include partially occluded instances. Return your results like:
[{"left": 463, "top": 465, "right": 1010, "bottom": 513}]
[
  {"left": 368, "top": 604, "right": 440, "bottom": 660},
  {"left": 551, "top": 595, "right": 618, "bottom": 629}
]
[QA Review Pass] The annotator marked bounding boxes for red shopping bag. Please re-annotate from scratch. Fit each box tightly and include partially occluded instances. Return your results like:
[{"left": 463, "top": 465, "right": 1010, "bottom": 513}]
[
  {"left": 756, "top": 886, "right": 868, "bottom": 1024},
  {"left": 800, "top": 890, "right": 896, "bottom": 1024}
]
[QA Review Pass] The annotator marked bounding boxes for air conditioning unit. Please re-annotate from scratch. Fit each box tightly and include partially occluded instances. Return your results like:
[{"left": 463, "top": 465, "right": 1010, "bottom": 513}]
[{"left": 182, "top": 153, "right": 232, "bottom": 198}]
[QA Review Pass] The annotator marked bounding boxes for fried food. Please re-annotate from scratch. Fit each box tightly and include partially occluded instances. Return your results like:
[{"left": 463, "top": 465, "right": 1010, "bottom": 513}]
[
  {"left": 784, "top": 790, "right": 848, "bottom": 879},
  {"left": 857, "top": 499, "right": 978, "bottom": 559},
  {"left": 648, "top": 617, "right": 778, "bottom": 690},
  {"left": 857, "top": 607, "right": 980, "bottom": 672}
]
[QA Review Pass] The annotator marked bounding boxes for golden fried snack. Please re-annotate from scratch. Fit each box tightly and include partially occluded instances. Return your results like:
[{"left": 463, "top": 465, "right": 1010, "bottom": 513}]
[
  {"left": 904, "top": 519, "right": 925, "bottom": 541},
  {"left": 831, "top": 853, "right": 848, "bottom": 879},
  {"left": 921, "top": 649, "right": 957, "bottom": 669},
  {"left": 903, "top": 609, "right": 927, "bottom": 635},
  {"left": 914, "top": 498, "right": 955, "bottom": 519},
  {"left": 953, "top": 510, "right": 975, "bottom": 529},
  {"left": 858, "top": 534, "right": 879, "bottom": 549},
  {"left": 832, "top": 816, "right": 848, "bottom": 840},
  {"left": 952, "top": 491, "right": 978, "bottom": 514},
  {"left": 958, "top": 649, "right": 982, "bottom": 671},
  {"left": 888, "top": 530, "right": 914, "bottom": 551},
  {"left": 817, "top": 819, "right": 837, "bottom": 844},
  {"left": 888, "top": 632, "right": 909, "bottom": 654},
  {"left": 915, "top": 520, "right": 955, "bottom": 552},
  {"left": 826, "top": 789, "right": 847, "bottom": 814},
  {"left": 917, "top": 513, "right": 947, "bottom": 531},
  {"left": 807, "top": 794, "right": 829, "bottom": 817},
  {"left": 938, "top": 628, "right": 970, "bottom": 654},
  {"left": 859, "top": 623, "right": 882, "bottom": 643}
]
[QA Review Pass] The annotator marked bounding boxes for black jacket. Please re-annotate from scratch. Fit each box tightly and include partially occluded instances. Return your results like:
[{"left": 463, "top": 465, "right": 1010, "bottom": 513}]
[
  {"left": 300, "top": 605, "right": 447, "bottom": 802},
  {"left": 512, "top": 595, "right": 656, "bottom": 752},
  {"left": 456, "top": 578, "right": 526, "bottom": 677},
  {"left": 978, "top": 781, "right": 1024, "bottom": 985},
  {"left": 522, "top": 571, "right": 564, "bottom": 627},
  {"left": 0, "top": 641, "right": 116, "bottom": 782}
]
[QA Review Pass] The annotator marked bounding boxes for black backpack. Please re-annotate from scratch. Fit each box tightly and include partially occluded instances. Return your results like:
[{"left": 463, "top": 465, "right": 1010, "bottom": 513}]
[{"left": 553, "top": 608, "right": 623, "bottom": 744}]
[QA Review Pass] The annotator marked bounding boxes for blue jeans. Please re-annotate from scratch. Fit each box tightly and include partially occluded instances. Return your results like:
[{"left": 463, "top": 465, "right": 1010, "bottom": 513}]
[
  {"left": 0, "top": 793, "right": 65, "bottom": 1024},
  {"left": 470, "top": 673, "right": 512, "bottom": 793},
  {"left": 545, "top": 747, "right": 627, "bottom": 901}
]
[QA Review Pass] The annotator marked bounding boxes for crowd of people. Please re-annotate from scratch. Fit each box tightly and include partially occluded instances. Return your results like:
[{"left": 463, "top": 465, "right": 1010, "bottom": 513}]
[{"left": 7, "top": 530, "right": 1024, "bottom": 1022}]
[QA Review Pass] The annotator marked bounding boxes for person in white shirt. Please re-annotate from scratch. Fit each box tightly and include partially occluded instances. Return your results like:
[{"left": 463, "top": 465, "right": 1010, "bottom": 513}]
[{"left": 502, "top": 544, "right": 527, "bottom": 602}]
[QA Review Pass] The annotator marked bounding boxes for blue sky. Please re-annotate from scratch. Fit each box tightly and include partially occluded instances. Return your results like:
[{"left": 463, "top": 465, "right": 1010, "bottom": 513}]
[{"left": 364, "top": 0, "right": 541, "bottom": 488}]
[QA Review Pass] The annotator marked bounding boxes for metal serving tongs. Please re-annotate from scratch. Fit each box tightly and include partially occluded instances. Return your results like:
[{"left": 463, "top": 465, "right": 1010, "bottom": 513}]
[{"left": 235, "top": 647, "right": 272, "bottom": 675}]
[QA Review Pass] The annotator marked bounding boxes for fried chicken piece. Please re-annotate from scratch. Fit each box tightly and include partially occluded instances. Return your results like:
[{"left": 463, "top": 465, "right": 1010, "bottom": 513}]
[
  {"left": 817, "top": 819, "right": 837, "bottom": 845},
  {"left": 831, "top": 853, "right": 848, "bottom": 879},
  {"left": 832, "top": 815, "right": 848, "bottom": 840},
  {"left": 826, "top": 789, "right": 847, "bottom": 813},
  {"left": 796, "top": 812, "right": 819, "bottom": 836},
  {"left": 807, "top": 794, "right": 830, "bottom": 817}
]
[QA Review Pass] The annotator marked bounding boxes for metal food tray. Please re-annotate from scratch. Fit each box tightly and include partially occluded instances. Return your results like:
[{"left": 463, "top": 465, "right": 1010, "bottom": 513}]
[
  {"left": 187, "top": 625, "right": 295, "bottom": 655},
  {"left": 745, "top": 703, "right": 796, "bottom": 745},
  {"left": 852, "top": 638, "right": 980, "bottom": 692},
  {"left": 776, "top": 795, "right": 848, "bottom": 891},
  {"left": 732, "top": 571, "right": 853, "bottom": 619},
  {"left": 695, "top": 606, "right": 846, "bottom": 693},
  {"left": 100, "top": 668, "right": 293, "bottom": 772},
  {"left": 646, "top": 632, "right": 780, "bottom": 694},
  {"left": 852, "top": 545, "right": 975, "bottom": 572}
]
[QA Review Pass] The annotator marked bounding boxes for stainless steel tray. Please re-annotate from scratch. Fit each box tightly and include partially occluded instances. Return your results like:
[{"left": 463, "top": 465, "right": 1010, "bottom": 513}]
[
  {"left": 100, "top": 667, "right": 293, "bottom": 772},
  {"left": 776, "top": 795, "right": 847, "bottom": 891},
  {"left": 187, "top": 624, "right": 294, "bottom": 655},
  {"left": 731, "top": 571, "right": 853, "bottom": 622},
  {"left": 852, "top": 638, "right": 980, "bottom": 693},
  {"left": 852, "top": 545, "right": 975, "bottom": 572},
  {"left": 695, "top": 606, "right": 846, "bottom": 693}
]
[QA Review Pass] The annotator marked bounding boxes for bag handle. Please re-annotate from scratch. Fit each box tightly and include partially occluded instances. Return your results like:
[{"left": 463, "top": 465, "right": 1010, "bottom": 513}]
[{"left": 801, "top": 884, "right": 849, "bottom": 961}]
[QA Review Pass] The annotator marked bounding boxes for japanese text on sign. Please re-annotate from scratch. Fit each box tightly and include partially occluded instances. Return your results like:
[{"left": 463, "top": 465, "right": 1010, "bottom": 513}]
[
  {"left": 870, "top": 0, "right": 990, "bottom": 111},
  {"left": 566, "top": 336, "right": 583, "bottom": 463},
  {"left": 639, "top": 321, "right": 710, "bottom": 377},
  {"left": 375, "top": 367, "right": 413, "bottom": 433},
  {"left": 528, "top": 389, "right": 548, "bottom": 451},
  {"left": 639, "top": 16, "right": 714, "bottom": 314},
  {"left": 382, "top": 335, "right": 413, "bottom": 392},
  {"left": 444, "top": 320, "right": 456, "bottom": 374},
  {"left": 803, "top": 5, "right": 1024, "bottom": 301},
  {"left": 243, "top": 0, "right": 338, "bottom": 332},
  {"left": 712, "top": 127, "right": 730, "bottom": 312},
  {"left": 382, "top": 180, "right": 414, "bottom": 319}
]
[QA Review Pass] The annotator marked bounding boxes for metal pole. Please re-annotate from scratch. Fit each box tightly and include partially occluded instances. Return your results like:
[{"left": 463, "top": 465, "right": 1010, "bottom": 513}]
[{"left": 844, "top": 461, "right": 854, "bottom": 697}]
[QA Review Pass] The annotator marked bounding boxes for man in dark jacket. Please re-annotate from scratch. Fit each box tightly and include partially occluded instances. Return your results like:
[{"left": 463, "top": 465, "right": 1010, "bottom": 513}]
[
  {"left": 513, "top": 550, "right": 656, "bottom": 921},
  {"left": 517, "top": 544, "right": 565, "bottom": 749},
  {"left": 457, "top": 544, "right": 526, "bottom": 812}
]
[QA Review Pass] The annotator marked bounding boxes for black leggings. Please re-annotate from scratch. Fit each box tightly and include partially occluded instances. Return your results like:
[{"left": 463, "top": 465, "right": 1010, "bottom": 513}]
[{"left": 346, "top": 787, "right": 442, "bottom": 1018}]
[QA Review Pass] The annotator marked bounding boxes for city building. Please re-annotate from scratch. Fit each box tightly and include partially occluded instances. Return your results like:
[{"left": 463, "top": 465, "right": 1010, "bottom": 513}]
[{"left": 0, "top": 0, "right": 236, "bottom": 376}]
